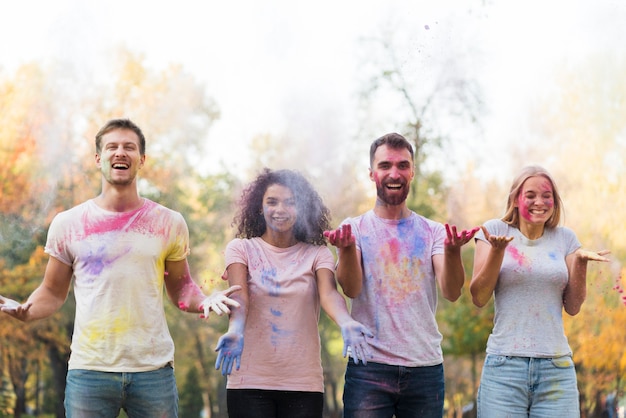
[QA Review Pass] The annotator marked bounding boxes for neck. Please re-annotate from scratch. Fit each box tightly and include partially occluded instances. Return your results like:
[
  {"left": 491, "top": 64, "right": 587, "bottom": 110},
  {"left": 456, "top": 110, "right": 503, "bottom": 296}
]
[
  {"left": 95, "top": 184, "right": 143, "bottom": 212},
  {"left": 519, "top": 222, "right": 545, "bottom": 240},
  {"left": 261, "top": 230, "right": 298, "bottom": 248},
  {"left": 373, "top": 201, "right": 410, "bottom": 220}
]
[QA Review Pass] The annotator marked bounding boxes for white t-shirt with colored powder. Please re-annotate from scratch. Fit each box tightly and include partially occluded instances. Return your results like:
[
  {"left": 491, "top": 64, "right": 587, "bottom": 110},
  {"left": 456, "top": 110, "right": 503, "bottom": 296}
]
[
  {"left": 45, "top": 198, "right": 190, "bottom": 372},
  {"left": 224, "top": 237, "right": 335, "bottom": 392},
  {"left": 342, "top": 210, "right": 446, "bottom": 367},
  {"left": 476, "top": 219, "right": 581, "bottom": 357}
]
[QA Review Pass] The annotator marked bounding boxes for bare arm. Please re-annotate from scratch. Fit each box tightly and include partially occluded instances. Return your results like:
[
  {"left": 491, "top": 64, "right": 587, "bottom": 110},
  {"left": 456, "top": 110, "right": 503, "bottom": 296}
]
[
  {"left": 469, "top": 227, "right": 513, "bottom": 307},
  {"left": 434, "top": 224, "right": 480, "bottom": 302},
  {"left": 1, "top": 256, "right": 73, "bottom": 322},
  {"left": 317, "top": 267, "right": 356, "bottom": 326},
  {"left": 317, "top": 267, "right": 373, "bottom": 364},
  {"left": 214, "top": 263, "right": 249, "bottom": 375},
  {"left": 164, "top": 259, "right": 240, "bottom": 317},
  {"left": 563, "top": 249, "right": 610, "bottom": 315},
  {"left": 324, "top": 224, "right": 363, "bottom": 298},
  {"left": 222, "top": 263, "right": 249, "bottom": 334}
]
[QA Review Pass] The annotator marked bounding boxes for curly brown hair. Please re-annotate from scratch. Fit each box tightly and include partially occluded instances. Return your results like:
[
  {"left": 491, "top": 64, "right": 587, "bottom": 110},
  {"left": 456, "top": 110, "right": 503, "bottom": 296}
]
[{"left": 233, "top": 168, "right": 331, "bottom": 245}]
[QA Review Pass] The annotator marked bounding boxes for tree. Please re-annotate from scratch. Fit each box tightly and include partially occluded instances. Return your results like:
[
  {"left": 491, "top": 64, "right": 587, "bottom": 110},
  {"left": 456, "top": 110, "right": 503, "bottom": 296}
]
[
  {"left": 0, "top": 48, "right": 227, "bottom": 415},
  {"left": 179, "top": 366, "right": 204, "bottom": 418},
  {"left": 519, "top": 53, "right": 626, "bottom": 417}
]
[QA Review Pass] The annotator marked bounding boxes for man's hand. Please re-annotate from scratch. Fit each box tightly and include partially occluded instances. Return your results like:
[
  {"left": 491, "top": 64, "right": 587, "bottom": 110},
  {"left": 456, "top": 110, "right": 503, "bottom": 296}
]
[
  {"left": 444, "top": 224, "right": 480, "bottom": 249},
  {"left": 199, "top": 285, "right": 242, "bottom": 318},
  {"left": 215, "top": 332, "right": 244, "bottom": 375},
  {"left": 324, "top": 224, "right": 355, "bottom": 248},
  {"left": 0, "top": 295, "right": 31, "bottom": 320},
  {"left": 341, "top": 320, "right": 374, "bottom": 365}
]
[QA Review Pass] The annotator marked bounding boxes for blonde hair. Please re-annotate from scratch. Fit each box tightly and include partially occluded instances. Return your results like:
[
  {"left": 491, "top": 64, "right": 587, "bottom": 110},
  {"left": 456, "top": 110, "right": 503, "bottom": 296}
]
[{"left": 502, "top": 165, "right": 563, "bottom": 229}]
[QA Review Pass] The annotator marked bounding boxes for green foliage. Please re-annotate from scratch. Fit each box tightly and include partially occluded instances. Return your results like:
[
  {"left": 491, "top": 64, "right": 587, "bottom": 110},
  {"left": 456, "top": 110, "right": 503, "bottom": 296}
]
[
  {"left": 0, "top": 214, "right": 44, "bottom": 269},
  {"left": 0, "top": 374, "right": 15, "bottom": 417},
  {"left": 179, "top": 367, "right": 204, "bottom": 418}
]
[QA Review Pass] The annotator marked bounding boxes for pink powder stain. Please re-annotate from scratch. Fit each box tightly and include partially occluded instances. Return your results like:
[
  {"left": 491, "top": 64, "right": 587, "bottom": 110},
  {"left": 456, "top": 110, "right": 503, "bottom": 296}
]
[
  {"left": 386, "top": 239, "right": 401, "bottom": 264},
  {"left": 507, "top": 246, "right": 527, "bottom": 266},
  {"left": 178, "top": 301, "right": 189, "bottom": 310},
  {"left": 81, "top": 200, "right": 170, "bottom": 237}
]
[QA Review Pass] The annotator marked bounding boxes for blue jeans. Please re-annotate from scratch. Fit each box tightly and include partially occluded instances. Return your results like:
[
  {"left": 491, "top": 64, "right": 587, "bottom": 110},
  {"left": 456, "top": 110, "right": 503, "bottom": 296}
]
[
  {"left": 343, "top": 361, "right": 444, "bottom": 418},
  {"left": 65, "top": 366, "right": 178, "bottom": 418},
  {"left": 477, "top": 355, "right": 580, "bottom": 418}
]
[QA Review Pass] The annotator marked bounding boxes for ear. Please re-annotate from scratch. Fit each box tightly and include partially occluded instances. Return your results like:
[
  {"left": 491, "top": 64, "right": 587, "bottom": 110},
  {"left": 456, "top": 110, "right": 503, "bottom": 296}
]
[
  {"left": 95, "top": 153, "right": 102, "bottom": 168},
  {"left": 368, "top": 167, "right": 374, "bottom": 182},
  {"left": 139, "top": 154, "right": 146, "bottom": 169}
]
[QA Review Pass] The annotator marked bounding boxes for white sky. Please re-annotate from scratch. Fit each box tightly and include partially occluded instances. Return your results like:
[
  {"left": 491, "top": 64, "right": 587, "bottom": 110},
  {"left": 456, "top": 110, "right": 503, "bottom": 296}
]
[{"left": 1, "top": 0, "right": 625, "bottom": 181}]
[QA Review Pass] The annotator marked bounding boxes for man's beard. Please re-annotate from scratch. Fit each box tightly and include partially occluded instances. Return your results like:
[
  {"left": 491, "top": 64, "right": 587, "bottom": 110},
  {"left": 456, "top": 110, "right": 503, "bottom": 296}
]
[{"left": 376, "top": 183, "right": 410, "bottom": 206}]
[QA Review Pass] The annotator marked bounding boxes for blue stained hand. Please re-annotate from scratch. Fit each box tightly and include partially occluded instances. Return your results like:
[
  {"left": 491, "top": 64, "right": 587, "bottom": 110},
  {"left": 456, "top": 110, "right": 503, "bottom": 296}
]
[
  {"left": 341, "top": 320, "right": 374, "bottom": 365},
  {"left": 215, "top": 332, "right": 244, "bottom": 376}
]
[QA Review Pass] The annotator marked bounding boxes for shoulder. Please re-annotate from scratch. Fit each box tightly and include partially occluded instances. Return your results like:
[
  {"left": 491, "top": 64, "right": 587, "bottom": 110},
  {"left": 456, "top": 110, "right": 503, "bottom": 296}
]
[
  {"left": 310, "top": 242, "right": 333, "bottom": 258},
  {"left": 549, "top": 226, "right": 579, "bottom": 241},
  {"left": 483, "top": 218, "right": 508, "bottom": 232},
  {"left": 49, "top": 201, "right": 90, "bottom": 225},
  {"left": 145, "top": 199, "right": 187, "bottom": 223},
  {"left": 411, "top": 213, "right": 444, "bottom": 233},
  {"left": 226, "top": 237, "right": 246, "bottom": 250}
]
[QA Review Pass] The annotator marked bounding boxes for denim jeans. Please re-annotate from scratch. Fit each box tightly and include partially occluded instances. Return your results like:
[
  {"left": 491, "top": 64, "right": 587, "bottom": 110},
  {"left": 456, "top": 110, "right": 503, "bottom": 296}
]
[
  {"left": 65, "top": 365, "right": 178, "bottom": 418},
  {"left": 477, "top": 355, "right": 580, "bottom": 418},
  {"left": 227, "top": 389, "right": 324, "bottom": 418},
  {"left": 343, "top": 361, "right": 444, "bottom": 418}
]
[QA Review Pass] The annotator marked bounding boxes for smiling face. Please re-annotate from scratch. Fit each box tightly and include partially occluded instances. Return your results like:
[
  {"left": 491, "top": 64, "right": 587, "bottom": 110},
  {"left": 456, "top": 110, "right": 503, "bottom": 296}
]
[
  {"left": 95, "top": 128, "right": 145, "bottom": 186},
  {"left": 262, "top": 184, "right": 297, "bottom": 235},
  {"left": 516, "top": 175, "right": 555, "bottom": 226},
  {"left": 369, "top": 144, "right": 414, "bottom": 206}
]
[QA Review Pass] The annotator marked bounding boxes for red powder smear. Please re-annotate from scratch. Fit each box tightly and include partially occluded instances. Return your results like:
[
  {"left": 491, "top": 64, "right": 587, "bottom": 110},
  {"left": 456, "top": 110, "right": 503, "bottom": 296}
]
[
  {"left": 178, "top": 301, "right": 189, "bottom": 310},
  {"left": 507, "top": 246, "right": 526, "bottom": 266},
  {"left": 386, "top": 239, "right": 401, "bottom": 264}
]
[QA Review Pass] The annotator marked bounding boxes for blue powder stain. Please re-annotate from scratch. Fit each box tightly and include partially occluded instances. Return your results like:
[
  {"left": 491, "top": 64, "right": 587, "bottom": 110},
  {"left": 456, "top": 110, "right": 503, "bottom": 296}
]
[
  {"left": 270, "top": 308, "right": 282, "bottom": 317},
  {"left": 548, "top": 252, "right": 558, "bottom": 261},
  {"left": 261, "top": 267, "right": 280, "bottom": 296}
]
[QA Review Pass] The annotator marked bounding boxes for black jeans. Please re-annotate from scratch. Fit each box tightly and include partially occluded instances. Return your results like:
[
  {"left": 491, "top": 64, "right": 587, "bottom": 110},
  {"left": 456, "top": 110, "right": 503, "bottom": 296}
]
[{"left": 227, "top": 389, "right": 324, "bottom": 418}]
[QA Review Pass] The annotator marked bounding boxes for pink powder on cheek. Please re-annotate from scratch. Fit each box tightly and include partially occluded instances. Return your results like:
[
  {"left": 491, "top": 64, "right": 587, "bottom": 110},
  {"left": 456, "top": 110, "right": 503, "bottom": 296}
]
[
  {"left": 517, "top": 195, "right": 532, "bottom": 221},
  {"left": 372, "top": 171, "right": 382, "bottom": 186}
]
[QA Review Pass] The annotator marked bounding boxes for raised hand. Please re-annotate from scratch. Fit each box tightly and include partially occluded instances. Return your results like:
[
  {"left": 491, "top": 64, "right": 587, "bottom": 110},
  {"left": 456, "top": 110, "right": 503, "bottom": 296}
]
[
  {"left": 341, "top": 320, "right": 374, "bottom": 365},
  {"left": 481, "top": 226, "right": 513, "bottom": 250},
  {"left": 0, "top": 294, "right": 31, "bottom": 320},
  {"left": 324, "top": 224, "right": 355, "bottom": 248},
  {"left": 444, "top": 224, "right": 480, "bottom": 249},
  {"left": 215, "top": 332, "right": 244, "bottom": 375},
  {"left": 199, "top": 285, "right": 242, "bottom": 318},
  {"left": 575, "top": 249, "right": 611, "bottom": 263}
]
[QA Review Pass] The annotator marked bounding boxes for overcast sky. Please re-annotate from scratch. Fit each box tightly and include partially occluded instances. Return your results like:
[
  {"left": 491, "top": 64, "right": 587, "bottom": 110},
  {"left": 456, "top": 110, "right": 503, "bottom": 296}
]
[{"left": 1, "top": 0, "right": 624, "bottom": 180}]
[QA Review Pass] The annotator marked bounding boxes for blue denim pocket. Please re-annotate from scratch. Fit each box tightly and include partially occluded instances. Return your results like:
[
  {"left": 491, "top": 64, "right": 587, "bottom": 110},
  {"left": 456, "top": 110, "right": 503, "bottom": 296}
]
[
  {"left": 551, "top": 355, "right": 575, "bottom": 369},
  {"left": 483, "top": 354, "right": 507, "bottom": 367}
]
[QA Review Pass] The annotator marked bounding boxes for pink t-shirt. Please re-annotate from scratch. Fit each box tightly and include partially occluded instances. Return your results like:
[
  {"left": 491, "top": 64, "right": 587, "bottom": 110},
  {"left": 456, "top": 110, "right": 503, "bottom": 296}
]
[
  {"left": 224, "top": 237, "right": 335, "bottom": 392},
  {"left": 45, "top": 198, "right": 189, "bottom": 372}
]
